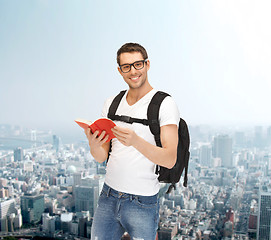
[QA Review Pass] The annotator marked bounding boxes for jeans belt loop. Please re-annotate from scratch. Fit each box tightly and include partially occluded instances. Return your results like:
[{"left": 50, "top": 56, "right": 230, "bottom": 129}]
[{"left": 106, "top": 186, "right": 111, "bottom": 197}]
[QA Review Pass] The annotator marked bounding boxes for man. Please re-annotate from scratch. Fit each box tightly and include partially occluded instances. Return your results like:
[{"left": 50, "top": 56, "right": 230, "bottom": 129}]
[{"left": 85, "top": 43, "right": 180, "bottom": 239}]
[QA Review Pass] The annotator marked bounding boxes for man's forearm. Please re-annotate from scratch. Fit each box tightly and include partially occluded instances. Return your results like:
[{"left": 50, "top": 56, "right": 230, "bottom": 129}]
[
  {"left": 84, "top": 128, "right": 110, "bottom": 163},
  {"left": 90, "top": 145, "right": 109, "bottom": 163},
  {"left": 112, "top": 124, "right": 178, "bottom": 169},
  {"left": 133, "top": 136, "right": 177, "bottom": 169}
]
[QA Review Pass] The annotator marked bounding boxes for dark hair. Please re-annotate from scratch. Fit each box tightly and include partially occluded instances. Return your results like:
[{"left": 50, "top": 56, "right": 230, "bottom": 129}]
[{"left": 117, "top": 43, "right": 148, "bottom": 65}]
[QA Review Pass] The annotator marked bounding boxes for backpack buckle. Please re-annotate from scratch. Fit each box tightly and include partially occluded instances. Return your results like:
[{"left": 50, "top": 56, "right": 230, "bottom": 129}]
[{"left": 120, "top": 115, "right": 132, "bottom": 124}]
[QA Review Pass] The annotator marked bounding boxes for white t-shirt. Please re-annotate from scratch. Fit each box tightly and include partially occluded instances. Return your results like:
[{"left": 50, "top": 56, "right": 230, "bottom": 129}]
[{"left": 101, "top": 89, "right": 180, "bottom": 196}]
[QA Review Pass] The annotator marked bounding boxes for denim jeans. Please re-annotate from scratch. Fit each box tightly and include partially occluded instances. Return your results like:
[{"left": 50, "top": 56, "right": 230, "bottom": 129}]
[{"left": 91, "top": 183, "right": 160, "bottom": 240}]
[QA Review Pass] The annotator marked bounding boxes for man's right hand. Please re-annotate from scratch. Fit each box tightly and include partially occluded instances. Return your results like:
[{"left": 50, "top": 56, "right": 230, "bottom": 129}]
[
  {"left": 84, "top": 128, "right": 109, "bottom": 148},
  {"left": 84, "top": 128, "right": 110, "bottom": 163}
]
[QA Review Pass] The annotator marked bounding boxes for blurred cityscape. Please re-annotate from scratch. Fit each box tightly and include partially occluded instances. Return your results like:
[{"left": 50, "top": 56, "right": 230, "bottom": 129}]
[{"left": 0, "top": 123, "right": 270, "bottom": 240}]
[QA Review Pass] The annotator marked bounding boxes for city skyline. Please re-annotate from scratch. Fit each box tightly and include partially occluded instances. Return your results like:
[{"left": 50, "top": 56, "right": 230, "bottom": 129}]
[
  {"left": 1, "top": 0, "right": 271, "bottom": 140},
  {"left": 0, "top": 118, "right": 270, "bottom": 238}
]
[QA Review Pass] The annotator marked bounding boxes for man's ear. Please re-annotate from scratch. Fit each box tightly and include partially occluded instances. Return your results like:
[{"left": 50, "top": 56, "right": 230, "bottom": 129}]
[{"left": 146, "top": 60, "right": 150, "bottom": 71}]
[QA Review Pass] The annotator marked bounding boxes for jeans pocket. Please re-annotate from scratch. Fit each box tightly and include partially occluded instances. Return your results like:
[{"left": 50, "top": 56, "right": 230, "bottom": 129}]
[
  {"left": 100, "top": 189, "right": 108, "bottom": 197},
  {"left": 135, "top": 195, "right": 158, "bottom": 208}
]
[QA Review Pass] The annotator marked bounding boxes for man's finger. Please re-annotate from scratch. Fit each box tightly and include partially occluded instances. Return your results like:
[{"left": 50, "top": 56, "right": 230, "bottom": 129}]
[
  {"left": 112, "top": 128, "right": 128, "bottom": 137},
  {"left": 101, "top": 134, "right": 109, "bottom": 144},
  {"left": 84, "top": 128, "right": 91, "bottom": 137},
  {"left": 93, "top": 130, "right": 100, "bottom": 138},
  {"left": 111, "top": 130, "right": 124, "bottom": 139},
  {"left": 98, "top": 131, "right": 106, "bottom": 141},
  {"left": 113, "top": 126, "right": 130, "bottom": 134}
]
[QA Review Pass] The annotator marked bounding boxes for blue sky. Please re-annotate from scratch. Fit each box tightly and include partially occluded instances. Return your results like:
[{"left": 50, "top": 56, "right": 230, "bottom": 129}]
[{"left": 0, "top": 0, "right": 271, "bottom": 139}]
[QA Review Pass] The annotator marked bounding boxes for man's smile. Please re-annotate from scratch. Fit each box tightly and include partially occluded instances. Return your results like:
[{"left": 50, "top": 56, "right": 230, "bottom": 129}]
[{"left": 129, "top": 75, "right": 141, "bottom": 81}]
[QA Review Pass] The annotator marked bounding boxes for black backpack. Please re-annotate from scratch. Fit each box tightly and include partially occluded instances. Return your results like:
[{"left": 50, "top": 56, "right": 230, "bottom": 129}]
[{"left": 107, "top": 90, "right": 190, "bottom": 194}]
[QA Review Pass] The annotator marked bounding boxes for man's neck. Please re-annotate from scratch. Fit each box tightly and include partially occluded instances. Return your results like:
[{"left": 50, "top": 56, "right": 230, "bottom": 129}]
[{"left": 126, "top": 85, "right": 153, "bottom": 106}]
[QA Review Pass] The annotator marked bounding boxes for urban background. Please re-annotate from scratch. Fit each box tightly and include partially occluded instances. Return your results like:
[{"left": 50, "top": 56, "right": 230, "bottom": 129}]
[
  {"left": 0, "top": 123, "right": 270, "bottom": 239},
  {"left": 1, "top": 1, "right": 271, "bottom": 239}
]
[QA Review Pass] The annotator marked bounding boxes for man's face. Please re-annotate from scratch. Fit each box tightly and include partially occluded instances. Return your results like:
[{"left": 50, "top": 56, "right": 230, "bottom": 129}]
[{"left": 118, "top": 52, "right": 150, "bottom": 90}]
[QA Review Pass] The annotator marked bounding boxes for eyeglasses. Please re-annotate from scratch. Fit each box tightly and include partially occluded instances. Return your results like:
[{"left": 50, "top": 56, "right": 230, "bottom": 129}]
[{"left": 119, "top": 59, "right": 148, "bottom": 73}]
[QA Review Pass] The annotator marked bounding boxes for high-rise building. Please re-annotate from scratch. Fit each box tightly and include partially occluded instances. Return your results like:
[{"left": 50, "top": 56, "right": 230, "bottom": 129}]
[
  {"left": 213, "top": 135, "right": 233, "bottom": 167},
  {"left": 0, "top": 188, "right": 9, "bottom": 198},
  {"left": 0, "top": 201, "right": 22, "bottom": 231},
  {"left": 31, "top": 130, "right": 37, "bottom": 148},
  {"left": 14, "top": 147, "right": 23, "bottom": 162},
  {"left": 0, "top": 178, "right": 7, "bottom": 188},
  {"left": 234, "top": 131, "right": 246, "bottom": 148},
  {"left": 76, "top": 211, "right": 90, "bottom": 238},
  {"left": 53, "top": 135, "right": 60, "bottom": 152},
  {"left": 225, "top": 208, "right": 234, "bottom": 224},
  {"left": 21, "top": 160, "right": 34, "bottom": 172},
  {"left": 73, "top": 172, "right": 83, "bottom": 186},
  {"left": 248, "top": 214, "right": 257, "bottom": 238},
  {"left": 257, "top": 191, "right": 271, "bottom": 240},
  {"left": 21, "top": 193, "right": 45, "bottom": 224},
  {"left": 0, "top": 199, "right": 17, "bottom": 219},
  {"left": 254, "top": 126, "right": 264, "bottom": 148},
  {"left": 199, "top": 145, "right": 212, "bottom": 167},
  {"left": 60, "top": 213, "right": 73, "bottom": 233},
  {"left": 74, "top": 186, "right": 99, "bottom": 217},
  {"left": 267, "top": 126, "right": 271, "bottom": 145},
  {"left": 42, "top": 213, "right": 56, "bottom": 235},
  {"left": 78, "top": 216, "right": 87, "bottom": 237}
]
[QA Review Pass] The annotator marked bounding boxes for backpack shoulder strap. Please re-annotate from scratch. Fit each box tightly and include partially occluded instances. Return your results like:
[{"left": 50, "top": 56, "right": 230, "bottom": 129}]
[
  {"left": 106, "top": 90, "right": 126, "bottom": 163},
  {"left": 147, "top": 91, "right": 170, "bottom": 147},
  {"left": 107, "top": 90, "right": 126, "bottom": 118},
  {"left": 107, "top": 90, "right": 148, "bottom": 125},
  {"left": 179, "top": 118, "right": 190, "bottom": 187}
]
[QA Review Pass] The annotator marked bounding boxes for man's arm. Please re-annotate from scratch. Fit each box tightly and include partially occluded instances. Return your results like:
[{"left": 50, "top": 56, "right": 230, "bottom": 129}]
[
  {"left": 84, "top": 129, "right": 110, "bottom": 163},
  {"left": 111, "top": 124, "right": 178, "bottom": 169}
]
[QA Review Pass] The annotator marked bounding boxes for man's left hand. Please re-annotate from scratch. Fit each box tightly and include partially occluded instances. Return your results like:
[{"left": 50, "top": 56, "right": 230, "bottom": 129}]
[{"left": 111, "top": 126, "right": 138, "bottom": 146}]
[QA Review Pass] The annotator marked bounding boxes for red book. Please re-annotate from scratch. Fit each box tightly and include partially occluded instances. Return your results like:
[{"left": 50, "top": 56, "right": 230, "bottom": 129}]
[{"left": 74, "top": 118, "right": 116, "bottom": 142}]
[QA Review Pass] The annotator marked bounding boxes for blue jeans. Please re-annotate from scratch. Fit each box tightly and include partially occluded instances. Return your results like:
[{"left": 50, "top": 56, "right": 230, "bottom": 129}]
[{"left": 91, "top": 183, "right": 159, "bottom": 240}]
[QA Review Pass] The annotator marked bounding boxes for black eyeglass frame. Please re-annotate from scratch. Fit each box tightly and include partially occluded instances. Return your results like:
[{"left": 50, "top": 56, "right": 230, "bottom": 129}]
[{"left": 119, "top": 59, "right": 148, "bottom": 73}]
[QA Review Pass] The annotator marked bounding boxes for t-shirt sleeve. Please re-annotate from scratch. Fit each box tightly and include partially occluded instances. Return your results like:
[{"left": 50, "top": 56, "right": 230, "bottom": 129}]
[
  {"left": 101, "top": 96, "right": 115, "bottom": 118},
  {"left": 159, "top": 96, "right": 180, "bottom": 127}
]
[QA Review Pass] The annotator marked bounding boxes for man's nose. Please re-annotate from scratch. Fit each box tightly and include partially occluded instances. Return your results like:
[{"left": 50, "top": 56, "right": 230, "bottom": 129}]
[{"left": 130, "top": 65, "right": 137, "bottom": 74}]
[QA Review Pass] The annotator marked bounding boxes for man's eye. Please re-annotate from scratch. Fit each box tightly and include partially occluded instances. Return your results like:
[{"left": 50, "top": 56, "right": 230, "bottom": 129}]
[
  {"left": 135, "top": 63, "right": 142, "bottom": 67},
  {"left": 122, "top": 65, "right": 130, "bottom": 70}
]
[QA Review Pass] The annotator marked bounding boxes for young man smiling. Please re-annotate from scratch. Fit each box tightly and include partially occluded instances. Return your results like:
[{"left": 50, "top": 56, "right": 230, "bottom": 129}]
[{"left": 85, "top": 43, "right": 180, "bottom": 240}]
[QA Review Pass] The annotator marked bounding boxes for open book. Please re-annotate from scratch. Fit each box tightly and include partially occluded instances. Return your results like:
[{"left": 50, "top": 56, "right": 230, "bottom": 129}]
[{"left": 74, "top": 118, "right": 116, "bottom": 142}]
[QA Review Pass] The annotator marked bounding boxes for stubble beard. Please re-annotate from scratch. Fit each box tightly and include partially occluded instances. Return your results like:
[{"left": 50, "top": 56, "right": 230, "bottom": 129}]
[{"left": 127, "top": 75, "right": 147, "bottom": 90}]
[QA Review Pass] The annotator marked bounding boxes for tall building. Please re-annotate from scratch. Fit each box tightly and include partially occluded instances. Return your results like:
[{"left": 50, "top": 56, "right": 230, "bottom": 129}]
[
  {"left": 21, "top": 193, "right": 45, "bottom": 224},
  {"left": 234, "top": 131, "right": 246, "bottom": 148},
  {"left": 257, "top": 191, "right": 271, "bottom": 240},
  {"left": 213, "top": 135, "right": 233, "bottom": 168},
  {"left": 76, "top": 211, "right": 90, "bottom": 238},
  {"left": 14, "top": 147, "right": 23, "bottom": 162},
  {"left": 0, "top": 200, "right": 22, "bottom": 232},
  {"left": 21, "top": 160, "right": 34, "bottom": 172},
  {"left": 60, "top": 213, "right": 73, "bottom": 233},
  {"left": 199, "top": 145, "right": 212, "bottom": 167},
  {"left": 53, "top": 135, "right": 60, "bottom": 152},
  {"left": 74, "top": 186, "right": 99, "bottom": 217},
  {"left": 254, "top": 126, "right": 264, "bottom": 148},
  {"left": 248, "top": 214, "right": 257, "bottom": 238},
  {"left": 267, "top": 126, "right": 271, "bottom": 145},
  {"left": 78, "top": 216, "right": 88, "bottom": 237},
  {"left": 42, "top": 213, "right": 55, "bottom": 235},
  {"left": 225, "top": 208, "right": 234, "bottom": 224},
  {"left": 0, "top": 199, "right": 17, "bottom": 219},
  {"left": 0, "top": 178, "right": 7, "bottom": 188},
  {"left": 31, "top": 130, "right": 37, "bottom": 148},
  {"left": 73, "top": 172, "right": 83, "bottom": 186}
]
